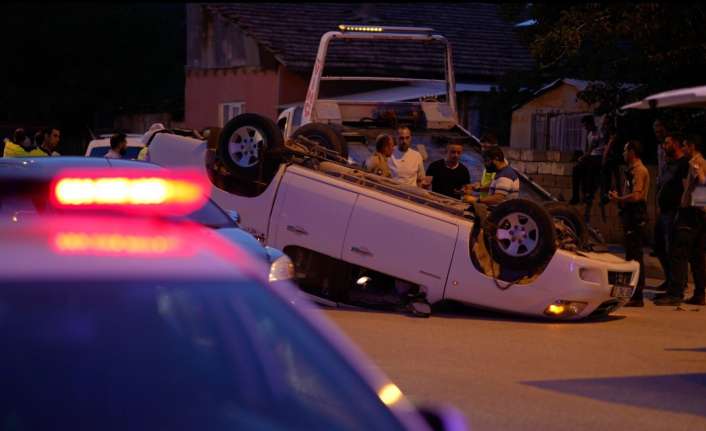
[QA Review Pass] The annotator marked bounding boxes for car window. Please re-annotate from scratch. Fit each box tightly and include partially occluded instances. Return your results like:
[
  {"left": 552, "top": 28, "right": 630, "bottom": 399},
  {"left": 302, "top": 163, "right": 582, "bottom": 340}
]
[
  {"left": 0, "top": 280, "right": 406, "bottom": 431},
  {"left": 88, "top": 147, "right": 143, "bottom": 159}
]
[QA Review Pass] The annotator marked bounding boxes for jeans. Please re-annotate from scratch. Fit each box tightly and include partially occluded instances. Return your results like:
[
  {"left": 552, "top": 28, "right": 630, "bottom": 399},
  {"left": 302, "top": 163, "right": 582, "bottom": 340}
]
[
  {"left": 668, "top": 207, "right": 706, "bottom": 299},
  {"left": 654, "top": 210, "right": 677, "bottom": 285},
  {"left": 620, "top": 202, "right": 648, "bottom": 299},
  {"left": 600, "top": 160, "right": 621, "bottom": 204}
]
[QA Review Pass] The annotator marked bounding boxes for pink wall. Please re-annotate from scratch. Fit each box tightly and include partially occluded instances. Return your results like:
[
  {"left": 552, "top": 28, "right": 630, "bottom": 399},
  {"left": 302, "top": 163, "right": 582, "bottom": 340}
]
[
  {"left": 278, "top": 66, "right": 308, "bottom": 105},
  {"left": 185, "top": 67, "right": 279, "bottom": 130}
]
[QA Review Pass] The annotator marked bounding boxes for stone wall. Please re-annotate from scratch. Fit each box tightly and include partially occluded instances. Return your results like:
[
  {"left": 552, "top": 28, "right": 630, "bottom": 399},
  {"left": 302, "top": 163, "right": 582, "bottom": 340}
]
[{"left": 504, "top": 148, "right": 658, "bottom": 244}]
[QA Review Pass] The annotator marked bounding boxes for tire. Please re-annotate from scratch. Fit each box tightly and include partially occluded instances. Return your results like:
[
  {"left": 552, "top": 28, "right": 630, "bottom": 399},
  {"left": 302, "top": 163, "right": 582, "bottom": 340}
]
[
  {"left": 217, "top": 113, "right": 283, "bottom": 179},
  {"left": 292, "top": 123, "right": 348, "bottom": 158},
  {"left": 544, "top": 201, "right": 589, "bottom": 246},
  {"left": 483, "top": 199, "right": 557, "bottom": 270}
]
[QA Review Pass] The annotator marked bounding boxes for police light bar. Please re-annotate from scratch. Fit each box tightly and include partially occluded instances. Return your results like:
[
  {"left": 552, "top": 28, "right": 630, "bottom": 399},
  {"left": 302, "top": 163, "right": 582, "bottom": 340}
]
[
  {"left": 50, "top": 168, "right": 210, "bottom": 216},
  {"left": 337, "top": 24, "right": 434, "bottom": 34},
  {"left": 54, "top": 232, "right": 183, "bottom": 256}
]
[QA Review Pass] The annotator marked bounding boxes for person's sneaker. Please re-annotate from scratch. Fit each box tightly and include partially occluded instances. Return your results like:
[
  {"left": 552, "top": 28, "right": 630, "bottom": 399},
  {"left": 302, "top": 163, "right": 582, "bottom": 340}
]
[
  {"left": 685, "top": 296, "right": 706, "bottom": 306},
  {"left": 624, "top": 297, "right": 644, "bottom": 307},
  {"left": 653, "top": 295, "right": 683, "bottom": 306},
  {"left": 649, "top": 282, "right": 668, "bottom": 292}
]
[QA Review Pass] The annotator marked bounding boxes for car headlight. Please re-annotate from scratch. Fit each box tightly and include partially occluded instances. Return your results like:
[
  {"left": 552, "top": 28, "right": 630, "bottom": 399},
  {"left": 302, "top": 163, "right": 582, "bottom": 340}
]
[
  {"left": 544, "top": 300, "right": 588, "bottom": 318},
  {"left": 267, "top": 250, "right": 294, "bottom": 282}
]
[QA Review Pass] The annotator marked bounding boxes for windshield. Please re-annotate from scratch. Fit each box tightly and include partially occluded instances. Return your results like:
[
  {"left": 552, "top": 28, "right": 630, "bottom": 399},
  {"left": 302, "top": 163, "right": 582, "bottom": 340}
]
[
  {"left": 87, "top": 146, "right": 144, "bottom": 159},
  {"left": 0, "top": 280, "right": 405, "bottom": 431},
  {"left": 319, "top": 38, "right": 448, "bottom": 101}
]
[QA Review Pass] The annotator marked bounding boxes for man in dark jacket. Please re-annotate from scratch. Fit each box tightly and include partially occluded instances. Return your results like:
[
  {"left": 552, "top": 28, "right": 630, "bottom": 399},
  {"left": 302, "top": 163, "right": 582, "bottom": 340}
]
[{"left": 652, "top": 133, "right": 690, "bottom": 291}]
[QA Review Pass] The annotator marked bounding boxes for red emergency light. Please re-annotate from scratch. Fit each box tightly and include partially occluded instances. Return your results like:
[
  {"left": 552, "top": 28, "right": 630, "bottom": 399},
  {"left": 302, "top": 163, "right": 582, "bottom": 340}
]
[{"left": 50, "top": 168, "right": 210, "bottom": 216}]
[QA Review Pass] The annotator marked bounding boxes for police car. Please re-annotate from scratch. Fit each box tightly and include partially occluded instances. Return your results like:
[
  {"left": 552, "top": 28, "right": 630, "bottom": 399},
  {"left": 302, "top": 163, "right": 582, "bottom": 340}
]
[
  {"left": 0, "top": 156, "right": 294, "bottom": 285},
  {"left": 0, "top": 165, "right": 467, "bottom": 430}
]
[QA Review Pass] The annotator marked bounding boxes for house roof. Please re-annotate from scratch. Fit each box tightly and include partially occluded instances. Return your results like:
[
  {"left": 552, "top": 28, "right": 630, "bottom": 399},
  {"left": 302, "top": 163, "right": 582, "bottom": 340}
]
[
  {"left": 512, "top": 78, "right": 641, "bottom": 111},
  {"left": 204, "top": 3, "right": 535, "bottom": 80}
]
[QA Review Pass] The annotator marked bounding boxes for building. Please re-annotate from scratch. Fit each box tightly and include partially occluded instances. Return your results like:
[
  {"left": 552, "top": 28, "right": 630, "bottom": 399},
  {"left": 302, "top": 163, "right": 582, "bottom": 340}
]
[
  {"left": 510, "top": 79, "right": 597, "bottom": 151},
  {"left": 184, "top": 3, "right": 535, "bottom": 134}
]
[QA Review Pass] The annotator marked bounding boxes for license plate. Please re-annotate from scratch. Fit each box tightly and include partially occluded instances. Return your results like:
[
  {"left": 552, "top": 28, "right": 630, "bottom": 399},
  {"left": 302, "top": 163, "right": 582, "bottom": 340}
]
[{"left": 611, "top": 285, "right": 634, "bottom": 299}]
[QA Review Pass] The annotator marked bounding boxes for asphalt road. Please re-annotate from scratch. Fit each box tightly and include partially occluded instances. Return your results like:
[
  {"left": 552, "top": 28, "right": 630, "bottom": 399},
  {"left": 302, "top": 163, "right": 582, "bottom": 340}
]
[{"left": 323, "top": 296, "right": 706, "bottom": 431}]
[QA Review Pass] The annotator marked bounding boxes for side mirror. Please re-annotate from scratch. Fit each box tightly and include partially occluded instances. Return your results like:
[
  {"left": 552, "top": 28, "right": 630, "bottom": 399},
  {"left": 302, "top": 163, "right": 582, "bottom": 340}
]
[
  {"left": 416, "top": 404, "right": 469, "bottom": 431},
  {"left": 227, "top": 210, "right": 241, "bottom": 225}
]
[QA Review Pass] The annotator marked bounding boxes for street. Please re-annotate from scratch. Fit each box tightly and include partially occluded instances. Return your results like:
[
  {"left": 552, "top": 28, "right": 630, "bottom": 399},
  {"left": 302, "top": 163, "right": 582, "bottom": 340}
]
[{"left": 324, "top": 298, "right": 706, "bottom": 431}]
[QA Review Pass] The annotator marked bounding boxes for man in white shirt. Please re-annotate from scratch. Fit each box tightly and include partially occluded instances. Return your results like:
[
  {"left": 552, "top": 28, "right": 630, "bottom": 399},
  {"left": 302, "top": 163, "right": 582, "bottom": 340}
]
[{"left": 388, "top": 126, "right": 426, "bottom": 187}]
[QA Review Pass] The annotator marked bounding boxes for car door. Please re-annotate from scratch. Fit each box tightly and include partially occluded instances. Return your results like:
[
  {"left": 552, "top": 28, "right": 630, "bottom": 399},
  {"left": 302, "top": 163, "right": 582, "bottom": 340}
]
[
  {"left": 341, "top": 195, "right": 459, "bottom": 301},
  {"left": 270, "top": 171, "right": 357, "bottom": 259}
]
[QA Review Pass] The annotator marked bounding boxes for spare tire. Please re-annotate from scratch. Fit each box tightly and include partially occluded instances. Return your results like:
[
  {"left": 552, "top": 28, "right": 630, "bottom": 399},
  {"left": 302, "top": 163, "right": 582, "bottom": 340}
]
[
  {"left": 292, "top": 123, "right": 348, "bottom": 158},
  {"left": 218, "top": 113, "right": 283, "bottom": 179},
  {"left": 483, "top": 199, "right": 557, "bottom": 270},
  {"left": 544, "top": 201, "right": 589, "bottom": 246}
]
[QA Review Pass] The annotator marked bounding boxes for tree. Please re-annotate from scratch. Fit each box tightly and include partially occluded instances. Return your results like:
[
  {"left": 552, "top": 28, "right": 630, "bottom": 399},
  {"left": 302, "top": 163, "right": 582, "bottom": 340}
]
[{"left": 525, "top": 3, "right": 706, "bottom": 111}]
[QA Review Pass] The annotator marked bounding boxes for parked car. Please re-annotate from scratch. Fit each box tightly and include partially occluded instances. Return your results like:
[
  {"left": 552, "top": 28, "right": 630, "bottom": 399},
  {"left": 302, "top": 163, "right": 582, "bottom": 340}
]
[
  {"left": 85, "top": 133, "right": 145, "bottom": 158},
  {"left": 148, "top": 25, "right": 640, "bottom": 320},
  {"left": 0, "top": 167, "right": 466, "bottom": 430},
  {"left": 0, "top": 156, "right": 293, "bottom": 285}
]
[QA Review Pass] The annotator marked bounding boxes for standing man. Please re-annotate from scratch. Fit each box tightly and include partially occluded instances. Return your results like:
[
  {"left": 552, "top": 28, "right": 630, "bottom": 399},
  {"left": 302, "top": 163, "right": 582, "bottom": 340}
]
[
  {"left": 36, "top": 127, "right": 61, "bottom": 156},
  {"left": 474, "top": 132, "right": 499, "bottom": 198},
  {"left": 654, "top": 118, "right": 669, "bottom": 183},
  {"left": 654, "top": 133, "right": 706, "bottom": 306},
  {"left": 427, "top": 140, "right": 470, "bottom": 198},
  {"left": 570, "top": 115, "right": 603, "bottom": 205},
  {"left": 388, "top": 126, "right": 425, "bottom": 187},
  {"left": 609, "top": 140, "right": 650, "bottom": 307},
  {"left": 652, "top": 133, "right": 689, "bottom": 292},
  {"left": 105, "top": 132, "right": 128, "bottom": 159},
  {"left": 364, "top": 134, "right": 394, "bottom": 177}
]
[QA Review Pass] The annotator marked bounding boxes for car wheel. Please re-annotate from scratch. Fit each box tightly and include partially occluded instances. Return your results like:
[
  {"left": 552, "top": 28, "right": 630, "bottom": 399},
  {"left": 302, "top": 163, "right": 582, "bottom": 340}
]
[
  {"left": 217, "top": 113, "right": 283, "bottom": 179},
  {"left": 291, "top": 123, "right": 348, "bottom": 158},
  {"left": 544, "top": 201, "right": 589, "bottom": 246},
  {"left": 483, "top": 199, "right": 557, "bottom": 270}
]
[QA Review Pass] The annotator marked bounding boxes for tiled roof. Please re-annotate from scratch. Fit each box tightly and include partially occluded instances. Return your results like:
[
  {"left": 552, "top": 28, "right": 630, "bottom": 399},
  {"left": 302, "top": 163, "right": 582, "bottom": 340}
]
[{"left": 205, "top": 3, "right": 535, "bottom": 80}]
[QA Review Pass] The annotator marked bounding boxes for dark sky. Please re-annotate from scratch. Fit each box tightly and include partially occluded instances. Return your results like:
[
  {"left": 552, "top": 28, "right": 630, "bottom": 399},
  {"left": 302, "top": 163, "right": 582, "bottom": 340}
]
[{"left": 0, "top": 3, "right": 185, "bottom": 128}]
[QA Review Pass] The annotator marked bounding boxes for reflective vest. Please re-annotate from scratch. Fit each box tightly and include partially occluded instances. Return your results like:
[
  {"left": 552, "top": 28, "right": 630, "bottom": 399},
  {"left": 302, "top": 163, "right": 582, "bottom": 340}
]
[
  {"left": 3, "top": 139, "right": 47, "bottom": 158},
  {"left": 479, "top": 170, "right": 496, "bottom": 198},
  {"left": 137, "top": 146, "right": 150, "bottom": 161}
]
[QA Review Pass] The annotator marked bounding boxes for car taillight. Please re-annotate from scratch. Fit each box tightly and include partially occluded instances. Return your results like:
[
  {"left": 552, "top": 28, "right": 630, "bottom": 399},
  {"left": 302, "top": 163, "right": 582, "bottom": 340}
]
[{"left": 50, "top": 168, "right": 209, "bottom": 215}]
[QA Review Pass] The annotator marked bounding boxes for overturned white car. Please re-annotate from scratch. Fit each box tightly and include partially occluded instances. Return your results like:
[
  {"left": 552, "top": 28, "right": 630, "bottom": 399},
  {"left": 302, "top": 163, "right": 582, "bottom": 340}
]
[{"left": 149, "top": 25, "right": 639, "bottom": 320}]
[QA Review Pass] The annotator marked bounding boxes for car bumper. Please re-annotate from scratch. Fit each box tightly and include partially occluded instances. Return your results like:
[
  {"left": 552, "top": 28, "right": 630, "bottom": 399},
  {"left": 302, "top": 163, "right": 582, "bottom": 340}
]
[{"left": 446, "top": 249, "right": 640, "bottom": 321}]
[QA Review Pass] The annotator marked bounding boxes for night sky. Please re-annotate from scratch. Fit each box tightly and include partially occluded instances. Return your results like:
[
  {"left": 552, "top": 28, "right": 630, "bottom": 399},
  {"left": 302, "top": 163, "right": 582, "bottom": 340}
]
[{"left": 0, "top": 3, "right": 185, "bottom": 133}]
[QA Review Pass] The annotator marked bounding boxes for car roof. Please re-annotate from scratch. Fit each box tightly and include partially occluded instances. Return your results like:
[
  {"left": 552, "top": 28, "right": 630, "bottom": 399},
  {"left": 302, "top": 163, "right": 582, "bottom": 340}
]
[
  {"left": 0, "top": 215, "right": 265, "bottom": 282},
  {"left": 0, "top": 156, "right": 161, "bottom": 181}
]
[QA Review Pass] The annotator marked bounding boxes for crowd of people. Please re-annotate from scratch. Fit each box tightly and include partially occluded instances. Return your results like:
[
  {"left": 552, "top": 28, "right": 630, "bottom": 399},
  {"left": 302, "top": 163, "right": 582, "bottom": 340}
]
[
  {"left": 364, "top": 122, "right": 705, "bottom": 309},
  {"left": 2, "top": 126, "right": 134, "bottom": 161},
  {"left": 2, "top": 127, "right": 62, "bottom": 158},
  {"left": 363, "top": 126, "right": 519, "bottom": 207},
  {"left": 567, "top": 114, "right": 706, "bottom": 308}
]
